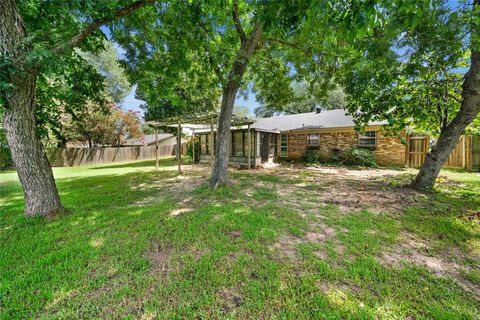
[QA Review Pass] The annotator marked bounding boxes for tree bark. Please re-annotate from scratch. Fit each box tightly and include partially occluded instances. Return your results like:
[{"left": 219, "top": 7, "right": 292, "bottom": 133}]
[
  {"left": 1, "top": 0, "right": 64, "bottom": 216},
  {"left": 412, "top": 50, "right": 480, "bottom": 189},
  {"left": 210, "top": 23, "right": 262, "bottom": 188}
]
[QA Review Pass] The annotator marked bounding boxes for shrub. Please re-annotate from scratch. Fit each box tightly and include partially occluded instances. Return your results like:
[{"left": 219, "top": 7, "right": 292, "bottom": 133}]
[
  {"left": 341, "top": 147, "right": 377, "bottom": 167},
  {"left": 187, "top": 139, "right": 201, "bottom": 162},
  {"left": 0, "top": 147, "right": 14, "bottom": 170},
  {"left": 301, "top": 150, "right": 320, "bottom": 165},
  {"left": 329, "top": 149, "right": 342, "bottom": 164}
]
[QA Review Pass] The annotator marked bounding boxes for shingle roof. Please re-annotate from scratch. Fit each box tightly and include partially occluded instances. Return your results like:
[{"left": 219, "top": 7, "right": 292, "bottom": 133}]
[
  {"left": 251, "top": 109, "right": 386, "bottom": 132},
  {"left": 124, "top": 134, "right": 173, "bottom": 146}
]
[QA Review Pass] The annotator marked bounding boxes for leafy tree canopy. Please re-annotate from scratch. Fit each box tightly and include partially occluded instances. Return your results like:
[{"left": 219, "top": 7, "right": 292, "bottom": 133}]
[
  {"left": 79, "top": 40, "right": 132, "bottom": 104},
  {"left": 254, "top": 82, "right": 346, "bottom": 117},
  {"left": 334, "top": 0, "right": 479, "bottom": 136},
  {"left": 63, "top": 103, "right": 142, "bottom": 148}
]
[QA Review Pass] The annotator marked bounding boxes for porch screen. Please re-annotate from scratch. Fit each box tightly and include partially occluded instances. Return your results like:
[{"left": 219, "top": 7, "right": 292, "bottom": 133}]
[
  {"left": 280, "top": 134, "right": 288, "bottom": 157},
  {"left": 233, "top": 131, "right": 244, "bottom": 156},
  {"left": 200, "top": 134, "right": 207, "bottom": 155}
]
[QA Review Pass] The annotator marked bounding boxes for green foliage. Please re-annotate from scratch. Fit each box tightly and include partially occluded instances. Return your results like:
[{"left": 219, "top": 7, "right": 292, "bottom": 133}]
[
  {"left": 35, "top": 52, "right": 107, "bottom": 146},
  {"left": 63, "top": 104, "right": 142, "bottom": 147},
  {"left": 0, "top": 111, "right": 13, "bottom": 170},
  {"left": 254, "top": 83, "right": 346, "bottom": 117},
  {"left": 112, "top": 0, "right": 381, "bottom": 124},
  {"left": 334, "top": 1, "right": 478, "bottom": 137},
  {"left": 0, "top": 147, "right": 13, "bottom": 170},
  {"left": 301, "top": 150, "right": 321, "bottom": 165},
  {"left": 339, "top": 147, "right": 377, "bottom": 167},
  {"left": 187, "top": 139, "right": 201, "bottom": 162},
  {"left": 233, "top": 105, "right": 250, "bottom": 118}
]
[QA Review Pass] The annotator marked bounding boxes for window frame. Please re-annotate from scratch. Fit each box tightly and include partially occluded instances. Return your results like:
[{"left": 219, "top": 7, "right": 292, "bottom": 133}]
[
  {"left": 358, "top": 131, "right": 377, "bottom": 147},
  {"left": 306, "top": 133, "right": 320, "bottom": 150}
]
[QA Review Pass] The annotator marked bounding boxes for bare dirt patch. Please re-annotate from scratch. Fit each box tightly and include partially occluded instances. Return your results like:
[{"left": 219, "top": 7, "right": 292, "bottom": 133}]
[
  {"left": 379, "top": 232, "right": 480, "bottom": 299},
  {"left": 270, "top": 225, "right": 337, "bottom": 261},
  {"left": 217, "top": 287, "right": 243, "bottom": 313},
  {"left": 147, "top": 243, "right": 172, "bottom": 276},
  {"left": 248, "top": 165, "right": 428, "bottom": 215},
  {"left": 170, "top": 208, "right": 193, "bottom": 217}
]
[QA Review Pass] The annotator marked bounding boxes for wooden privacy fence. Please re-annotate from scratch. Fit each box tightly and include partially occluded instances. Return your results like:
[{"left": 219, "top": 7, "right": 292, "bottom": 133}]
[
  {"left": 46, "top": 144, "right": 186, "bottom": 167},
  {"left": 406, "top": 135, "right": 429, "bottom": 168},
  {"left": 473, "top": 136, "right": 480, "bottom": 168},
  {"left": 406, "top": 134, "right": 479, "bottom": 169}
]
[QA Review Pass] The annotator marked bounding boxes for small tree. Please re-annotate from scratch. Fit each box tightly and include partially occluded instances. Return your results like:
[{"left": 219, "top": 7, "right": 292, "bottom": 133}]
[{"left": 63, "top": 104, "right": 142, "bottom": 148}]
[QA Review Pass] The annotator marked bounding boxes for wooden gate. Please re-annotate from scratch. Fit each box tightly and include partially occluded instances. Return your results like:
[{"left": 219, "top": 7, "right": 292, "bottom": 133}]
[
  {"left": 472, "top": 136, "right": 480, "bottom": 169},
  {"left": 444, "top": 135, "right": 466, "bottom": 168},
  {"left": 406, "top": 135, "right": 429, "bottom": 168},
  {"left": 406, "top": 134, "right": 474, "bottom": 169}
]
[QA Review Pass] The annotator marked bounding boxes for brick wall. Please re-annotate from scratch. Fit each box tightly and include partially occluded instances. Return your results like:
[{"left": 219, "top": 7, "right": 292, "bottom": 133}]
[{"left": 281, "top": 127, "right": 406, "bottom": 166}]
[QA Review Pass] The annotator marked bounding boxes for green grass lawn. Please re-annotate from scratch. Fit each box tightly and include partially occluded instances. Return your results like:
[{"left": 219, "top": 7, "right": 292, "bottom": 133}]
[{"left": 1, "top": 158, "right": 479, "bottom": 319}]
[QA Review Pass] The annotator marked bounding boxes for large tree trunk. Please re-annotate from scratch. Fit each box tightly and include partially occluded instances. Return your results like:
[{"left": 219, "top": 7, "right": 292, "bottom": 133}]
[
  {"left": 210, "top": 24, "right": 262, "bottom": 188},
  {"left": 3, "top": 76, "right": 64, "bottom": 217},
  {"left": 1, "top": 0, "right": 64, "bottom": 216},
  {"left": 210, "top": 81, "right": 241, "bottom": 187},
  {"left": 412, "top": 50, "right": 480, "bottom": 189}
]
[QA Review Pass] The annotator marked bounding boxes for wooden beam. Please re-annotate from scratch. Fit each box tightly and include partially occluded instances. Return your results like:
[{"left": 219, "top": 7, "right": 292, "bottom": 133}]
[
  {"left": 155, "top": 128, "right": 159, "bottom": 170},
  {"left": 177, "top": 123, "right": 182, "bottom": 173}
]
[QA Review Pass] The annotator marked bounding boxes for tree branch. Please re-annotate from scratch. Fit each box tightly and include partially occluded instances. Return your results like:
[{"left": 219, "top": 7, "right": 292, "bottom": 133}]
[
  {"left": 265, "top": 38, "right": 312, "bottom": 57},
  {"left": 53, "top": 0, "right": 155, "bottom": 55},
  {"left": 196, "top": 21, "right": 225, "bottom": 83},
  {"left": 232, "top": 0, "right": 247, "bottom": 43}
]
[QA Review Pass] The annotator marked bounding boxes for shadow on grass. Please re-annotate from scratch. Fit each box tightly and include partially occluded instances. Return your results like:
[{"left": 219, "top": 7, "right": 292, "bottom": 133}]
[{"left": 90, "top": 157, "right": 179, "bottom": 170}]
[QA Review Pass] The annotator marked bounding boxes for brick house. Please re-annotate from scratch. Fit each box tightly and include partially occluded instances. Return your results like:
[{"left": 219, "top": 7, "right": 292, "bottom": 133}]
[{"left": 196, "top": 109, "right": 406, "bottom": 167}]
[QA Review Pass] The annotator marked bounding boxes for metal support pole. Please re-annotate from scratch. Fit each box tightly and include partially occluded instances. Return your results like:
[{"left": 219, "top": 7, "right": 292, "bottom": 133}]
[
  {"left": 155, "top": 128, "right": 159, "bottom": 170},
  {"left": 247, "top": 124, "right": 251, "bottom": 169},
  {"left": 177, "top": 123, "right": 182, "bottom": 173}
]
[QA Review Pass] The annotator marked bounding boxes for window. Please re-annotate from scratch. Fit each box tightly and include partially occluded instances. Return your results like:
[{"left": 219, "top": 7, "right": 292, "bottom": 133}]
[
  {"left": 306, "top": 134, "right": 320, "bottom": 149},
  {"left": 233, "top": 131, "right": 244, "bottom": 156},
  {"left": 358, "top": 131, "right": 376, "bottom": 146},
  {"left": 280, "top": 134, "right": 288, "bottom": 157},
  {"left": 247, "top": 132, "right": 254, "bottom": 157}
]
